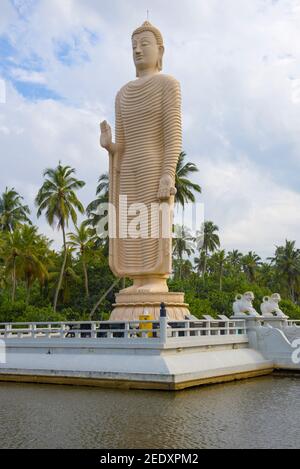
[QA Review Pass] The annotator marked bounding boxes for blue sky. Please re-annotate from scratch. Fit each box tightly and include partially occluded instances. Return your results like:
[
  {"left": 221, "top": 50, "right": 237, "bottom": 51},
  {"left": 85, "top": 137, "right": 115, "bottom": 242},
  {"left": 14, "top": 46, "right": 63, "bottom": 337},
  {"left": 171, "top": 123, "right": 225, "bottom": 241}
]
[{"left": 0, "top": 0, "right": 300, "bottom": 257}]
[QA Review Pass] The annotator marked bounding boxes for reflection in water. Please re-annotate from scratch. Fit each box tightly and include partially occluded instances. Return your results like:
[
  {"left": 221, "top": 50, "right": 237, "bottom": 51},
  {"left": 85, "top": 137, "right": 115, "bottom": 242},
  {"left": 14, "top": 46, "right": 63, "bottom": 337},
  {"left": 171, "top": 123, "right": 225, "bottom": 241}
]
[{"left": 0, "top": 376, "right": 299, "bottom": 449}]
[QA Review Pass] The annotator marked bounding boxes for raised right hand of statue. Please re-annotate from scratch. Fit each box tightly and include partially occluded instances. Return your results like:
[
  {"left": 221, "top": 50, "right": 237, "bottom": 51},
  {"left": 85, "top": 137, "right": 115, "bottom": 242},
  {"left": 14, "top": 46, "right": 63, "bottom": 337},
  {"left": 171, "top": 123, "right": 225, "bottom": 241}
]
[{"left": 100, "top": 120, "right": 113, "bottom": 153}]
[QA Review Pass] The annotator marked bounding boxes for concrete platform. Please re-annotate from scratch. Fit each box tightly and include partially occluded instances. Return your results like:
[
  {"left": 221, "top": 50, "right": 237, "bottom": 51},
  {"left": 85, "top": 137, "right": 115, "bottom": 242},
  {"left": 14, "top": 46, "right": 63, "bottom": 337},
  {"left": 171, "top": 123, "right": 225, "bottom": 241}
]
[
  {"left": 0, "top": 334, "right": 273, "bottom": 391},
  {"left": 2, "top": 315, "right": 298, "bottom": 391}
]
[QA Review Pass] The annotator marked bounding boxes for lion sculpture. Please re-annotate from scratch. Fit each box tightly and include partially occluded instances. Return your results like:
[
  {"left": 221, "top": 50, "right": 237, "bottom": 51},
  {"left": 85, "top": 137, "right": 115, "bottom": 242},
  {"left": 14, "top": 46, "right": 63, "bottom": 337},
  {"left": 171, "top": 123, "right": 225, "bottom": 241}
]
[
  {"left": 232, "top": 292, "right": 260, "bottom": 317},
  {"left": 260, "top": 293, "right": 288, "bottom": 318}
]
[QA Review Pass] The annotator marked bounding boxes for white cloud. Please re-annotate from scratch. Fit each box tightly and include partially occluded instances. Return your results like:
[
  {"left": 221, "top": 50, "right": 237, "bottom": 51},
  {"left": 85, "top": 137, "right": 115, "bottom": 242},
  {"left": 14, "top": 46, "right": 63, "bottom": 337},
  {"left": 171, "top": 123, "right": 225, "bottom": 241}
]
[
  {"left": 0, "top": 78, "right": 6, "bottom": 103},
  {"left": 0, "top": 0, "right": 300, "bottom": 257},
  {"left": 10, "top": 68, "right": 46, "bottom": 84},
  {"left": 200, "top": 155, "right": 300, "bottom": 257},
  {"left": 0, "top": 126, "right": 10, "bottom": 135},
  {"left": 0, "top": 1, "right": 17, "bottom": 32},
  {"left": 0, "top": 84, "right": 107, "bottom": 248}
]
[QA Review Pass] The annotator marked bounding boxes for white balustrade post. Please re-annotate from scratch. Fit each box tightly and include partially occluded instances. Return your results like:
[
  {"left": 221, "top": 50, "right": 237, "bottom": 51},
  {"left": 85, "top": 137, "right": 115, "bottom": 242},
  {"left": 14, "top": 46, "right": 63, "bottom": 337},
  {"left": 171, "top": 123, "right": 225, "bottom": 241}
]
[
  {"left": 160, "top": 317, "right": 168, "bottom": 343},
  {"left": 159, "top": 303, "right": 168, "bottom": 344},
  {"left": 5, "top": 324, "right": 11, "bottom": 338},
  {"left": 60, "top": 324, "right": 66, "bottom": 338},
  {"left": 46, "top": 324, "right": 51, "bottom": 338},
  {"left": 91, "top": 323, "right": 97, "bottom": 339},
  {"left": 124, "top": 322, "right": 130, "bottom": 339},
  {"left": 243, "top": 317, "right": 259, "bottom": 348}
]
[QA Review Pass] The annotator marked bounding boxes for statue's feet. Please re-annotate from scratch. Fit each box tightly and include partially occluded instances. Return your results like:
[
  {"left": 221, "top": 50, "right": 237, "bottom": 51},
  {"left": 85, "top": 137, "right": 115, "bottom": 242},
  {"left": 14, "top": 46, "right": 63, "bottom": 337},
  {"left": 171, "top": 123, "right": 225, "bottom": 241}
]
[
  {"left": 119, "top": 284, "right": 139, "bottom": 294},
  {"left": 120, "top": 279, "right": 144, "bottom": 294},
  {"left": 120, "top": 278, "right": 169, "bottom": 294},
  {"left": 137, "top": 283, "right": 169, "bottom": 294}
]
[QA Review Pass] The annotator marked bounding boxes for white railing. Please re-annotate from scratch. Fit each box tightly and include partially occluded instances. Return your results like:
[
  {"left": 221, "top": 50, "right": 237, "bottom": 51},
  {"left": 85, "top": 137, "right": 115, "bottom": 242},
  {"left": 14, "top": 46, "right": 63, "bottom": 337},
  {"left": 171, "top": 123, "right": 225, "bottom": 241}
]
[
  {"left": 166, "top": 319, "right": 247, "bottom": 338},
  {"left": 0, "top": 318, "right": 247, "bottom": 341},
  {"left": 287, "top": 320, "right": 300, "bottom": 327}
]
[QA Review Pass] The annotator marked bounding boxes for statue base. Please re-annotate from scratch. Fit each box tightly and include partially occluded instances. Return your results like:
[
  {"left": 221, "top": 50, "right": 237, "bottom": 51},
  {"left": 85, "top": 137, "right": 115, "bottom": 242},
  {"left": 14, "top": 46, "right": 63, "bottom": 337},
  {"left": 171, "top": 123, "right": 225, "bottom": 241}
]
[{"left": 110, "top": 292, "right": 190, "bottom": 321}]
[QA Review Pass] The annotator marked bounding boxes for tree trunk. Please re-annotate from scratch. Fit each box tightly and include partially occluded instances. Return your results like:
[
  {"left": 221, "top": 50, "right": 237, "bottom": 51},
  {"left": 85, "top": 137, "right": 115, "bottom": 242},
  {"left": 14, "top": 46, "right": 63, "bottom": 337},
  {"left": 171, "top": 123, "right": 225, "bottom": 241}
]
[
  {"left": 26, "top": 279, "right": 31, "bottom": 305},
  {"left": 53, "top": 225, "right": 68, "bottom": 312},
  {"left": 82, "top": 257, "right": 89, "bottom": 298},
  {"left": 179, "top": 254, "right": 182, "bottom": 280},
  {"left": 219, "top": 265, "right": 223, "bottom": 291},
  {"left": 290, "top": 279, "right": 295, "bottom": 303},
  {"left": 90, "top": 277, "right": 121, "bottom": 320},
  {"left": 11, "top": 258, "right": 16, "bottom": 303},
  {"left": 202, "top": 249, "right": 208, "bottom": 284}
]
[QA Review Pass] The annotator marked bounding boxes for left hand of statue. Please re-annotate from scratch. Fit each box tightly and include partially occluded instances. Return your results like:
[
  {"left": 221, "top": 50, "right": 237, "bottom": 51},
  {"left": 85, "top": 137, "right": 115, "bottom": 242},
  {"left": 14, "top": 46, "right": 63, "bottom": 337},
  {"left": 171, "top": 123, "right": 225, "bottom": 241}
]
[{"left": 157, "top": 175, "right": 177, "bottom": 201}]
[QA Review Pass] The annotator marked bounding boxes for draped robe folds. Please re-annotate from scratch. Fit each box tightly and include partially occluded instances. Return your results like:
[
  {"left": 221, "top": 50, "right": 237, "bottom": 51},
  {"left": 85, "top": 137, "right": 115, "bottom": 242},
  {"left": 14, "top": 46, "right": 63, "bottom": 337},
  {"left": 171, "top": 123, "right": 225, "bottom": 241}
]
[{"left": 109, "top": 74, "right": 182, "bottom": 278}]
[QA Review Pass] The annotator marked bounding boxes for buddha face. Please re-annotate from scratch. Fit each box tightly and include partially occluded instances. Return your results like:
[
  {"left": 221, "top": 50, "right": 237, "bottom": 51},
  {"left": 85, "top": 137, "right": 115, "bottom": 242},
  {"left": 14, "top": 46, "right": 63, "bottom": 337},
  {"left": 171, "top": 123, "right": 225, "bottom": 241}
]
[{"left": 132, "top": 31, "right": 164, "bottom": 76}]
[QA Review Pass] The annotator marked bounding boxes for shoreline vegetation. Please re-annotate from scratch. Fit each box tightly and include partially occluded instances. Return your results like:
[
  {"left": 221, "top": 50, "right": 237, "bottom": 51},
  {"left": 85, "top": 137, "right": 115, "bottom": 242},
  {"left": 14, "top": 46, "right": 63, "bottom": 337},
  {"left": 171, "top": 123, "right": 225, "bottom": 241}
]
[{"left": 0, "top": 155, "right": 299, "bottom": 323}]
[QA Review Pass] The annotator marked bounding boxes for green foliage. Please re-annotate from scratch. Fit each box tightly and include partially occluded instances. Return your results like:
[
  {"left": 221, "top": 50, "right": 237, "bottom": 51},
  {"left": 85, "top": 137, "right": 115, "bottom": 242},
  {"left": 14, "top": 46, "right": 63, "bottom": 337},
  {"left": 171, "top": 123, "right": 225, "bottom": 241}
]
[
  {"left": 206, "top": 291, "right": 233, "bottom": 316},
  {"left": 35, "top": 162, "right": 85, "bottom": 312},
  {"left": 0, "top": 299, "right": 27, "bottom": 322},
  {"left": 17, "top": 306, "right": 66, "bottom": 323},
  {"left": 185, "top": 296, "right": 218, "bottom": 319},
  {"left": 59, "top": 308, "right": 89, "bottom": 321},
  {"left": 279, "top": 300, "right": 300, "bottom": 320},
  {"left": 0, "top": 187, "right": 31, "bottom": 232},
  {"left": 169, "top": 266, "right": 300, "bottom": 319},
  {"left": 175, "top": 151, "right": 201, "bottom": 207},
  {"left": 86, "top": 173, "right": 109, "bottom": 229},
  {"left": 0, "top": 159, "right": 300, "bottom": 322}
]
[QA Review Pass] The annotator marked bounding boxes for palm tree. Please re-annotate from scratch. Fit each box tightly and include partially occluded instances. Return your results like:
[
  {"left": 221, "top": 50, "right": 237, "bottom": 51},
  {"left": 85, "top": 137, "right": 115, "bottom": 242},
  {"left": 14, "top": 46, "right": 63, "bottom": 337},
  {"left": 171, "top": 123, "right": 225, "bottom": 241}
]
[
  {"left": 194, "top": 250, "right": 206, "bottom": 275},
  {"left": 175, "top": 152, "right": 202, "bottom": 208},
  {"left": 173, "top": 225, "right": 195, "bottom": 279},
  {"left": 0, "top": 265, "right": 6, "bottom": 292},
  {"left": 197, "top": 221, "right": 220, "bottom": 280},
  {"left": 0, "top": 187, "right": 31, "bottom": 232},
  {"left": 210, "top": 250, "right": 226, "bottom": 291},
  {"left": 173, "top": 259, "right": 193, "bottom": 280},
  {"left": 49, "top": 248, "right": 80, "bottom": 305},
  {"left": 242, "top": 251, "right": 262, "bottom": 283},
  {"left": 15, "top": 225, "right": 50, "bottom": 304},
  {"left": 0, "top": 234, "right": 6, "bottom": 292},
  {"left": 35, "top": 163, "right": 85, "bottom": 311},
  {"left": 227, "top": 250, "right": 243, "bottom": 272},
  {"left": 269, "top": 240, "right": 300, "bottom": 301},
  {"left": 1, "top": 229, "right": 22, "bottom": 302},
  {"left": 86, "top": 173, "right": 109, "bottom": 228},
  {"left": 257, "top": 262, "right": 276, "bottom": 291},
  {"left": 1, "top": 225, "right": 52, "bottom": 304},
  {"left": 67, "top": 223, "right": 98, "bottom": 298}
]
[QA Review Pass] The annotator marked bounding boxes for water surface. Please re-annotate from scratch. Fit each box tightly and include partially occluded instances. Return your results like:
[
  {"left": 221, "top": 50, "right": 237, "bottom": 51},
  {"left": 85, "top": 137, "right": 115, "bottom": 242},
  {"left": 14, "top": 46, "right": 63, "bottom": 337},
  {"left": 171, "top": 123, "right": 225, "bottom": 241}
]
[{"left": 0, "top": 376, "right": 299, "bottom": 449}]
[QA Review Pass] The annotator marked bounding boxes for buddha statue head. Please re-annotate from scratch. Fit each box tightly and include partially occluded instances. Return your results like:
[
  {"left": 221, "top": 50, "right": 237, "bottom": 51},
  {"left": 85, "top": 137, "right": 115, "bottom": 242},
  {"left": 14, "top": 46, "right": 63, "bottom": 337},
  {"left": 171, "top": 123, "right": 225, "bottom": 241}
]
[{"left": 132, "top": 21, "right": 165, "bottom": 78}]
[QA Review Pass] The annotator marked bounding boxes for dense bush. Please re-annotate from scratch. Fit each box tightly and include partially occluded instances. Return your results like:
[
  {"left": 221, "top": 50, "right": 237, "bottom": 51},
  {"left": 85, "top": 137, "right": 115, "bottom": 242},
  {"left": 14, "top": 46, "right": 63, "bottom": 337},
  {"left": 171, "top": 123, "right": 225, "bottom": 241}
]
[
  {"left": 1, "top": 227, "right": 299, "bottom": 321},
  {"left": 16, "top": 306, "right": 66, "bottom": 323},
  {"left": 279, "top": 300, "right": 300, "bottom": 319}
]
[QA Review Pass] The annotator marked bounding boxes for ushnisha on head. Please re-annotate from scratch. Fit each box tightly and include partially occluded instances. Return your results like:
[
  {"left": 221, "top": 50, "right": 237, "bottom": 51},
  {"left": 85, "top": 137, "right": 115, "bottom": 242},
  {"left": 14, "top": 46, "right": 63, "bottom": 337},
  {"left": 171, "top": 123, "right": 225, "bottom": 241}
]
[{"left": 132, "top": 21, "right": 165, "bottom": 78}]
